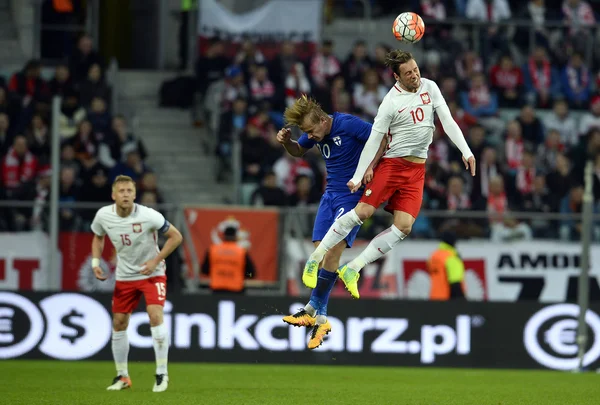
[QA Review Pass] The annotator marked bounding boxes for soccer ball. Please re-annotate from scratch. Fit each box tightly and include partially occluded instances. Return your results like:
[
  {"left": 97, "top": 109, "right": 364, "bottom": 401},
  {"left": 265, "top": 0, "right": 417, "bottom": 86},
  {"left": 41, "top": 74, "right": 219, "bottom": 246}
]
[{"left": 392, "top": 12, "right": 425, "bottom": 43}]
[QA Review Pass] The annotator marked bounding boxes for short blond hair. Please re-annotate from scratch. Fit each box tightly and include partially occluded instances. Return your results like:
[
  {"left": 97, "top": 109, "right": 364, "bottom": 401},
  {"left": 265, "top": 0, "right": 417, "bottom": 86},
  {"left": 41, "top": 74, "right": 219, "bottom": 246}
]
[
  {"left": 112, "top": 175, "right": 135, "bottom": 189},
  {"left": 283, "top": 95, "right": 327, "bottom": 128}
]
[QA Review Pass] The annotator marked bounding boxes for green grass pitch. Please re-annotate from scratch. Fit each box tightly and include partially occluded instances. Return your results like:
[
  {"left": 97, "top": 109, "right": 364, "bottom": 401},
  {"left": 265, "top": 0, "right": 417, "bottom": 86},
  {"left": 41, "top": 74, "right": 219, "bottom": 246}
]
[{"left": 2, "top": 360, "right": 599, "bottom": 405}]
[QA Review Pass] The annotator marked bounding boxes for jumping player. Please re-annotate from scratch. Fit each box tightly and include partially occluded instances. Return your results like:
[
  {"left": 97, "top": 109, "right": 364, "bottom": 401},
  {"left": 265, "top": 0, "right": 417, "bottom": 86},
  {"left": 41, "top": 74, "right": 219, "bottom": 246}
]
[
  {"left": 302, "top": 50, "right": 476, "bottom": 299},
  {"left": 277, "top": 95, "right": 376, "bottom": 349},
  {"left": 91, "top": 175, "right": 183, "bottom": 392}
]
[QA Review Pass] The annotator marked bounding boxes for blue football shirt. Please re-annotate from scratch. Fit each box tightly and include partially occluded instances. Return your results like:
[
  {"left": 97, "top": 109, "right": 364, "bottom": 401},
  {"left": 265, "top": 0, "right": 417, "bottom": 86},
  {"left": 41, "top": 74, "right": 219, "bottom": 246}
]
[{"left": 297, "top": 112, "right": 372, "bottom": 192}]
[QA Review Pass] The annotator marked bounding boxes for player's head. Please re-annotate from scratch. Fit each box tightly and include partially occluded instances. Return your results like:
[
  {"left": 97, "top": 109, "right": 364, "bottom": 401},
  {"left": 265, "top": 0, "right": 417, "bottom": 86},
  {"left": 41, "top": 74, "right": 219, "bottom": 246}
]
[
  {"left": 385, "top": 50, "right": 420, "bottom": 92},
  {"left": 284, "top": 95, "right": 330, "bottom": 141},
  {"left": 112, "top": 175, "right": 136, "bottom": 209}
]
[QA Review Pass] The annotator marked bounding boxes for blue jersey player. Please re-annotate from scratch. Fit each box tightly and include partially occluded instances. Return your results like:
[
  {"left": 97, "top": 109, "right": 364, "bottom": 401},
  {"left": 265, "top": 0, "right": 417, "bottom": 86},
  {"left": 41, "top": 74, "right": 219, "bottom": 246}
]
[{"left": 277, "top": 95, "right": 373, "bottom": 349}]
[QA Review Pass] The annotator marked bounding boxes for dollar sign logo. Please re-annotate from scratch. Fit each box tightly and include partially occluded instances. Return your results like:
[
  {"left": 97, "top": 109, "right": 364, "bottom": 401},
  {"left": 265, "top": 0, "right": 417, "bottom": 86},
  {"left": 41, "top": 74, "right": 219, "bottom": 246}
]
[{"left": 60, "top": 309, "right": 85, "bottom": 344}]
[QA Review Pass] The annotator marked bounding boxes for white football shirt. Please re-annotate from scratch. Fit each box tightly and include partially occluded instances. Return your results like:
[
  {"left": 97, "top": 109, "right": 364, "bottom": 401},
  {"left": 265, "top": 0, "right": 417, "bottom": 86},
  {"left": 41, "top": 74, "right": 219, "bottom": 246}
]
[
  {"left": 372, "top": 78, "right": 446, "bottom": 159},
  {"left": 91, "top": 204, "right": 169, "bottom": 281}
]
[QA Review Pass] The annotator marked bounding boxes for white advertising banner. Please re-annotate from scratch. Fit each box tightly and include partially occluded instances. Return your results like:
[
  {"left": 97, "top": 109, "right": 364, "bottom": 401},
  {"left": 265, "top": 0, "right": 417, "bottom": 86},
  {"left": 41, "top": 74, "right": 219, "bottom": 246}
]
[
  {"left": 0, "top": 232, "right": 55, "bottom": 291},
  {"left": 285, "top": 239, "right": 599, "bottom": 302},
  {"left": 198, "top": 0, "right": 322, "bottom": 43}
]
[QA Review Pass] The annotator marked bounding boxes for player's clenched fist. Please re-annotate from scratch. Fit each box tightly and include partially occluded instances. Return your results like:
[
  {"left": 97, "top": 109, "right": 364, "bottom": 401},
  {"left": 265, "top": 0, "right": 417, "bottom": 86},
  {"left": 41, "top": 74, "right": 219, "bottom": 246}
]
[
  {"left": 276, "top": 128, "right": 292, "bottom": 144},
  {"left": 93, "top": 266, "right": 107, "bottom": 281}
]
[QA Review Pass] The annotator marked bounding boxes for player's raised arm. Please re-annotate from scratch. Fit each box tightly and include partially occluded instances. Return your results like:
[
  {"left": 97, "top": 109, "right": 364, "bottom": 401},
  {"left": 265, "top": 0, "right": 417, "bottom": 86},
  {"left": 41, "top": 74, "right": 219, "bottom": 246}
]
[{"left": 276, "top": 128, "right": 308, "bottom": 157}]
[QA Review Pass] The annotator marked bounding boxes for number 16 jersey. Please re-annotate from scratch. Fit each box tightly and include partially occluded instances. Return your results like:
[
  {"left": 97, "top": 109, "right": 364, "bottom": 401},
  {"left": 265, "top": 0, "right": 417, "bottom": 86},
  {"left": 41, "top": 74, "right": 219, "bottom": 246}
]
[
  {"left": 373, "top": 77, "right": 447, "bottom": 160},
  {"left": 91, "top": 204, "right": 169, "bottom": 281}
]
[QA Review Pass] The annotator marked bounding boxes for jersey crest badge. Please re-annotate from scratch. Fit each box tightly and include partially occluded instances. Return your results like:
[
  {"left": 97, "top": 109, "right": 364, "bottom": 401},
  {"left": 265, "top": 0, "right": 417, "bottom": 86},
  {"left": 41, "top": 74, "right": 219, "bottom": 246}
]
[
  {"left": 420, "top": 92, "right": 431, "bottom": 104},
  {"left": 333, "top": 136, "right": 342, "bottom": 146},
  {"left": 365, "top": 189, "right": 372, "bottom": 197},
  {"left": 132, "top": 223, "right": 142, "bottom": 233}
]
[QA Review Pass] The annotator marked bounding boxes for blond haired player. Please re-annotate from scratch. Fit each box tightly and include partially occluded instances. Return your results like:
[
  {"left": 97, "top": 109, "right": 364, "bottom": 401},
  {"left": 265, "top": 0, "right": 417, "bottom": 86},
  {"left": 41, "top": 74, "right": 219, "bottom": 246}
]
[
  {"left": 302, "top": 50, "right": 476, "bottom": 298},
  {"left": 91, "top": 175, "right": 182, "bottom": 392}
]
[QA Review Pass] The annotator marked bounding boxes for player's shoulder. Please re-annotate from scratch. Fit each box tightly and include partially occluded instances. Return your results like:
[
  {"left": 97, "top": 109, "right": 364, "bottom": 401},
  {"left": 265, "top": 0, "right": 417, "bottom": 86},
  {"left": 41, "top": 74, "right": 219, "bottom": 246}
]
[
  {"left": 333, "top": 112, "right": 370, "bottom": 128},
  {"left": 420, "top": 77, "right": 441, "bottom": 91},
  {"left": 136, "top": 204, "right": 163, "bottom": 218},
  {"left": 94, "top": 204, "right": 115, "bottom": 219}
]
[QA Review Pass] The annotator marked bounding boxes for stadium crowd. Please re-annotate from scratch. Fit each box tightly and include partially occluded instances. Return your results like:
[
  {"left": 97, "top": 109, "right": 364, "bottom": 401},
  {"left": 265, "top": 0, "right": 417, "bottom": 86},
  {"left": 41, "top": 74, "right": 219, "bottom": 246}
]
[
  {"left": 197, "top": 0, "right": 600, "bottom": 241},
  {"left": 0, "top": 34, "right": 158, "bottom": 232}
]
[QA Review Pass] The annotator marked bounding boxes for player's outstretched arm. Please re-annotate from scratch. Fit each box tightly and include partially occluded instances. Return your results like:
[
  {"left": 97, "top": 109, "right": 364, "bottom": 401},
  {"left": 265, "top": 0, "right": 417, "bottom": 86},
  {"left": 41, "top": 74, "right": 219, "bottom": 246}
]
[
  {"left": 348, "top": 129, "right": 386, "bottom": 192},
  {"left": 91, "top": 234, "right": 107, "bottom": 281},
  {"left": 436, "top": 104, "right": 476, "bottom": 176},
  {"left": 276, "top": 128, "right": 308, "bottom": 157},
  {"left": 364, "top": 136, "right": 388, "bottom": 183},
  {"left": 140, "top": 224, "right": 183, "bottom": 275}
]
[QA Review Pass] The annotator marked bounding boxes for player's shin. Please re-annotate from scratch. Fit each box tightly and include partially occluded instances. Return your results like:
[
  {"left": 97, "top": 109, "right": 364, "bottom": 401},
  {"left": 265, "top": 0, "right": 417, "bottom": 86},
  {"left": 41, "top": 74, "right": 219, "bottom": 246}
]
[
  {"left": 308, "top": 269, "right": 337, "bottom": 324},
  {"left": 311, "top": 210, "right": 362, "bottom": 262},
  {"left": 150, "top": 323, "right": 169, "bottom": 375},
  {"left": 111, "top": 330, "right": 130, "bottom": 377},
  {"left": 348, "top": 225, "right": 407, "bottom": 271}
]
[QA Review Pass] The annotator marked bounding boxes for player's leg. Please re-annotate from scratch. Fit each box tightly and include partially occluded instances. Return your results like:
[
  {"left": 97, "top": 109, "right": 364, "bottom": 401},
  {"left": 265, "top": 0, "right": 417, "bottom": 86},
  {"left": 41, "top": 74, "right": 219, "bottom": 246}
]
[
  {"left": 144, "top": 276, "right": 169, "bottom": 392},
  {"left": 107, "top": 281, "right": 140, "bottom": 391},
  {"left": 339, "top": 162, "right": 425, "bottom": 298},
  {"left": 302, "top": 193, "right": 334, "bottom": 288}
]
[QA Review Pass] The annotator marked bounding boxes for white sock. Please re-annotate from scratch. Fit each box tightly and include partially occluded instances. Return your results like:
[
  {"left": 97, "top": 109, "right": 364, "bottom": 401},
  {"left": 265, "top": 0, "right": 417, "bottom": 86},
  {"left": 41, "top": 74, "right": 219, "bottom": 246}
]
[
  {"left": 316, "top": 315, "right": 327, "bottom": 325},
  {"left": 111, "top": 330, "right": 129, "bottom": 377},
  {"left": 304, "top": 303, "right": 316, "bottom": 316},
  {"left": 310, "top": 210, "right": 363, "bottom": 262},
  {"left": 151, "top": 323, "right": 169, "bottom": 375},
  {"left": 349, "top": 225, "right": 407, "bottom": 271}
]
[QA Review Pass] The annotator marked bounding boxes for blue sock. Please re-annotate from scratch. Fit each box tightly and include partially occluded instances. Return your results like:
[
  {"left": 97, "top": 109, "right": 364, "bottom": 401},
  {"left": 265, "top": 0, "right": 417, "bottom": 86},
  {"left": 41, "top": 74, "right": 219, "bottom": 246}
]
[{"left": 308, "top": 269, "right": 338, "bottom": 316}]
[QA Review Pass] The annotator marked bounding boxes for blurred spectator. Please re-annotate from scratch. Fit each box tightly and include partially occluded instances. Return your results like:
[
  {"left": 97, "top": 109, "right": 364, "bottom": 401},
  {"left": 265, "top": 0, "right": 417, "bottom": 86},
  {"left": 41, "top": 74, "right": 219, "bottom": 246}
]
[
  {"left": 86, "top": 96, "right": 111, "bottom": 133},
  {"left": 30, "top": 166, "right": 52, "bottom": 231},
  {"left": 217, "top": 97, "right": 248, "bottom": 181},
  {"left": 109, "top": 149, "right": 148, "bottom": 183},
  {"left": 372, "top": 43, "right": 393, "bottom": 87},
  {"left": 460, "top": 72, "right": 504, "bottom": 141},
  {"left": 48, "top": 63, "right": 75, "bottom": 96},
  {"left": 522, "top": 174, "right": 554, "bottom": 237},
  {"left": 505, "top": 120, "right": 524, "bottom": 171},
  {"left": 288, "top": 174, "right": 321, "bottom": 206},
  {"left": 138, "top": 172, "right": 164, "bottom": 203},
  {"left": 241, "top": 122, "right": 270, "bottom": 183},
  {"left": 515, "top": 150, "right": 537, "bottom": 198},
  {"left": 353, "top": 69, "right": 387, "bottom": 122},
  {"left": 8, "top": 60, "right": 48, "bottom": 106},
  {"left": 342, "top": 40, "right": 373, "bottom": 88},
  {"left": 310, "top": 39, "right": 342, "bottom": 99},
  {"left": 78, "top": 64, "right": 111, "bottom": 109},
  {"left": 578, "top": 95, "right": 600, "bottom": 136},
  {"left": 25, "top": 113, "right": 50, "bottom": 164},
  {"left": 70, "top": 120, "right": 98, "bottom": 161},
  {"left": 273, "top": 154, "right": 314, "bottom": 195},
  {"left": 249, "top": 64, "right": 276, "bottom": 110},
  {"left": 543, "top": 99, "right": 578, "bottom": 147},
  {"left": 487, "top": 175, "right": 508, "bottom": 224},
  {"left": 472, "top": 146, "right": 504, "bottom": 205},
  {"left": 522, "top": 46, "right": 560, "bottom": 108},
  {"left": 517, "top": 105, "right": 544, "bottom": 146},
  {"left": 221, "top": 66, "right": 248, "bottom": 112},
  {"left": 536, "top": 129, "right": 564, "bottom": 173},
  {"left": 490, "top": 213, "right": 533, "bottom": 242},
  {"left": 58, "top": 90, "right": 86, "bottom": 140},
  {"left": 269, "top": 40, "right": 298, "bottom": 89},
  {"left": 0, "top": 112, "right": 13, "bottom": 156},
  {"left": 195, "top": 39, "right": 230, "bottom": 100},
  {"left": 250, "top": 171, "right": 288, "bottom": 206},
  {"left": 69, "top": 34, "right": 103, "bottom": 83},
  {"left": 546, "top": 153, "right": 574, "bottom": 210},
  {"left": 560, "top": 52, "right": 591, "bottom": 109},
  {"left": 1, "top": 135, "right": 38, "bottom": 199},
  {"left": 465, "top": 0, "right": 512, "bottom": 63},
  {"left": 560, "top": 185, "right": 584, "bottom": 240},
  {"left": 455, "top": 51, "right": 483, "bottom": 86},
  {"left": 234, "top": 40, "right": 266, "bottom": 79},
  {"left": 516, "top": 0, "right": 560, "bottom": 53},
  {"left": 59, "top": 165, "right": 79, "bottom": 230},
  {"left": 100, "top": 115, "right": 146, "bottom": 169},
  {"left": 489, "top": 54, "right": 524, "bottom": 108},
  {"left": 285, "top": 63, "right": 311, "bottom": 108}
]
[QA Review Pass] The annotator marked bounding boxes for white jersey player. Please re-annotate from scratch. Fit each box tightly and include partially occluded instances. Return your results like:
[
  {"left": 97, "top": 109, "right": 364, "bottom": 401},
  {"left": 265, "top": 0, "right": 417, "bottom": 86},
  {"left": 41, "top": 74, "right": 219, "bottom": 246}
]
[
  {"left": 302, "top": 49, "right": 476, "bottom": 299},
  {"left": 91, "top": 175, "right": 182, "bottom": 392}
]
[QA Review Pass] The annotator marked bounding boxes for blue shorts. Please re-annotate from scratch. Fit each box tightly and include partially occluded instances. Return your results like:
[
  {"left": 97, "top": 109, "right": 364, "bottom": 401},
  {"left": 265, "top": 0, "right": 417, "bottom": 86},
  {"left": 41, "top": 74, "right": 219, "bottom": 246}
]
[{"left": 312, "top": 191, "right": 362, "bottom": 248}]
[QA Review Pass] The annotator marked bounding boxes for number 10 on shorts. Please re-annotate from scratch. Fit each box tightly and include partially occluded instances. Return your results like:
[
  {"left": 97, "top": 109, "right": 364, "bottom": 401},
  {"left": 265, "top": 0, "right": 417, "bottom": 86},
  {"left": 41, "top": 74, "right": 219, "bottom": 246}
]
[{"left": 155, "top": 282, "right": 166, "bottom": 300}]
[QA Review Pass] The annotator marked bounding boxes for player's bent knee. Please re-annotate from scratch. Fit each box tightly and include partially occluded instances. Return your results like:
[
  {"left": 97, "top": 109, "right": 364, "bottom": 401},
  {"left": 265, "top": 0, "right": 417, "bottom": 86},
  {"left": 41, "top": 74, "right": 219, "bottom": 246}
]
[
  {"left": 399, "top": 226, "right": 412, "bottom": 237},
  {"left": 147, "top": 306, "right": 164, "bottom": 327},
  {"left": 354, "top": 204, "right": 375, "bottom": 221},
  {"left": 112, "top": 317, "right": 129, "bottom": 332}
]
